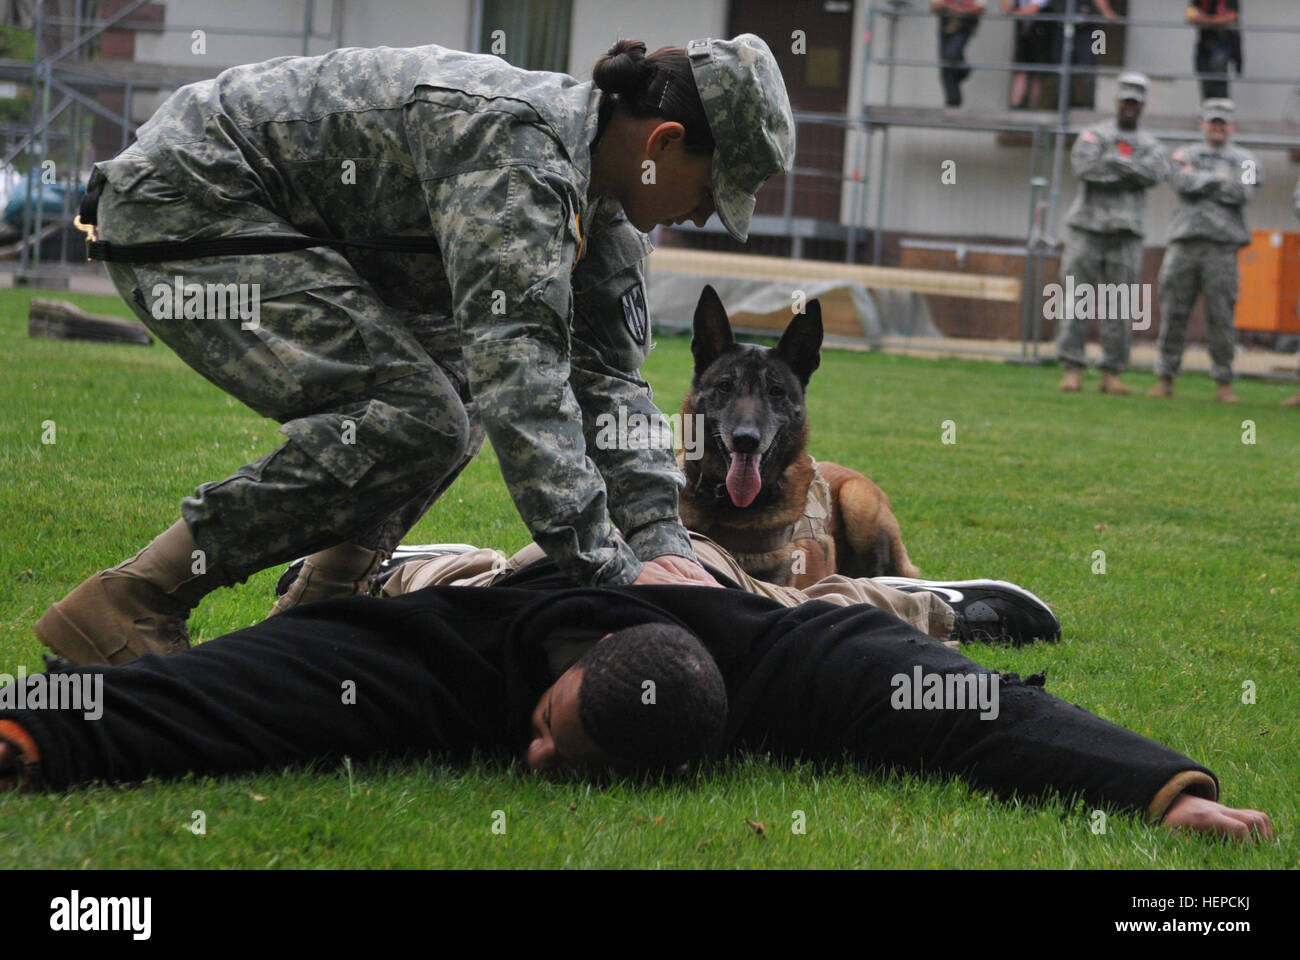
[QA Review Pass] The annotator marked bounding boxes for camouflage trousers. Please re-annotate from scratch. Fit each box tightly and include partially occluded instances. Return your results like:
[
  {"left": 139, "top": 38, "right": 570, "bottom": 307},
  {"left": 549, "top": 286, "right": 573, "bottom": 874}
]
[
  {"left": 95, "top": 157, "right": 485, "bottom": 579},
  {"left": 1055, "top": 227, "right": 1144, "bottom": 373},
  {"left": 1155, "top": 239, "right": 1239, "bottom": 383}
]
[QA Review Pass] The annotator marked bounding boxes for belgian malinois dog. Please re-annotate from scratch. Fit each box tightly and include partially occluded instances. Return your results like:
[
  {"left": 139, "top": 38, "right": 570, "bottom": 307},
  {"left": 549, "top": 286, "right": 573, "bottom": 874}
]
[{"left": 678, "top": 285, "right": 920, "bottom": 590}]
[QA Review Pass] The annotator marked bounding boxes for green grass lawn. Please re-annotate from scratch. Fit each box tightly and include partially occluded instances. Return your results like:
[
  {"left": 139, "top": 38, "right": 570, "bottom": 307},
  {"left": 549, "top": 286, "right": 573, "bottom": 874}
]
[{"left": 0, "top": 286, "right": 1296, "bottom": 868}]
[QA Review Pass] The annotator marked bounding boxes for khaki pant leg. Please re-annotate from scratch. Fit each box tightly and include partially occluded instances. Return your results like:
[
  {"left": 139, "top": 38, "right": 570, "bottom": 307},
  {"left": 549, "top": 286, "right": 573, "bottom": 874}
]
[
  {"left": 692, "top": 534, "right": 954, "bottom": 641},
  {"left": 382, "top": 548, "right": 512, "bottom": 594},
  {"left": 506, "top": 536, "right": 804, "bottom": 603},
  {"left": 384, "top": 534, "right": 954, "bottom": 643},
  {"left": 689, "top": 535, "right": 807, "bottom": 606},
  {"left": 505, "top": 542, "right": 548, "bottom": 572},
  {"left": 799, "top": 576, "right": 955, "bottom": 642}
]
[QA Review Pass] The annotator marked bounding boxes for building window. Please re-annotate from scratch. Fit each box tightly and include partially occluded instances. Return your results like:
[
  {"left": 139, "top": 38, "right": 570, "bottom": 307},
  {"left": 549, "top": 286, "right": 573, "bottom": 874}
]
[{"left": 478, "top": 0, "right": 572, "bottom": 73}]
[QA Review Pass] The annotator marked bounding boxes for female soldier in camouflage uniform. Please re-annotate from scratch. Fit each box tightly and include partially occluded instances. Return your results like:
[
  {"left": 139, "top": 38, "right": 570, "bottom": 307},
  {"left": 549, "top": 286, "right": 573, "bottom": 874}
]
[{"left": 37, "top": 36, "right": 795, "bottom": 665}]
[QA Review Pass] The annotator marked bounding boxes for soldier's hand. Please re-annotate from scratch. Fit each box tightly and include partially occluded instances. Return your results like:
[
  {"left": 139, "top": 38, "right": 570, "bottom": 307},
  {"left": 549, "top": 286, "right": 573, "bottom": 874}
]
[
  {"left": 633, "top": 555, "right": 723, "bottom": 588},
  {"left": 1163, "top": 794, "right": 1274, "bottom": 842}
]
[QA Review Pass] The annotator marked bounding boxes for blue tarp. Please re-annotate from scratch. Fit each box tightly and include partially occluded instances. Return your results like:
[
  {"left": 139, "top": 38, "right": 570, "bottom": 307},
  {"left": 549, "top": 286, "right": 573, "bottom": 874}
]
[{"left": 2, "top": 175, "right": 85, "bottom": 228}]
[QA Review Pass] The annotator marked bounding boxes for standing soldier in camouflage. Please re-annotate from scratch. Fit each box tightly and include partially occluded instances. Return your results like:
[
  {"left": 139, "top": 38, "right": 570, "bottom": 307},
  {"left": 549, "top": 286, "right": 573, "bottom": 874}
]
[
  {"left": 1149, "top": 100, "right": 1256, "bottom": 403},
  {"left": 1056, "top": 72, "right": 1168, "bottom": 395},
  {"left": 1285, "top": 175, "right": 1300, "bottom": 408},
  {"left": 37, "top": 36, "right": 796, "bottom": 665}
]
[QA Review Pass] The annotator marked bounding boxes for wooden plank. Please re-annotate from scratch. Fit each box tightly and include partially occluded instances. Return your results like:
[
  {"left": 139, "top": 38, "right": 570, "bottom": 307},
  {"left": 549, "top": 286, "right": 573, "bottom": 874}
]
[
  {"left": 0, "top": 222, "right": 63, "bottom": 260},
  {"left": 649, "top": 247, "right": 1020, "bottom": 302},
  {"left": 732, "top": 287, "right": 864, "bottom": 339},
  {"left": 28, "top": 298, "right": 153, "bottom": 346}
]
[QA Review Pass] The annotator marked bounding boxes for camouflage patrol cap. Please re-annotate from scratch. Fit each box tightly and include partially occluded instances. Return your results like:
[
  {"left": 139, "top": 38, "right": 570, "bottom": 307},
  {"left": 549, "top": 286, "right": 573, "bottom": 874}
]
[
  {"left": 686, "top": 34, "right": 795, "bottom": 243},
  {"left": 1116, "top": 72, "right": 1149, "bottom": 103},
  {"left": 1201, "top": 98, "right": 1234, "bottom": 123}
]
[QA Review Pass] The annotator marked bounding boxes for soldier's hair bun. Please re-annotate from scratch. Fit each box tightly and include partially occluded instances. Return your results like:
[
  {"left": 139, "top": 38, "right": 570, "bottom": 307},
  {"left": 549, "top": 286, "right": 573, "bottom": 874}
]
[
  {"left": 590, "top": 40, "right": 715, "bottom": 156},
  {"left": 593, "top": 40, "right": 649, "bottom": 99}
]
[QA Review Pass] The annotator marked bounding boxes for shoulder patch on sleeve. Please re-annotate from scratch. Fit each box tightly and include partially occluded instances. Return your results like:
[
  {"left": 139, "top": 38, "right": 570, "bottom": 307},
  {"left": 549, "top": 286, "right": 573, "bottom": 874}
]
[{"left": 619, "top": 282, "right": 648, "bottom": 345}]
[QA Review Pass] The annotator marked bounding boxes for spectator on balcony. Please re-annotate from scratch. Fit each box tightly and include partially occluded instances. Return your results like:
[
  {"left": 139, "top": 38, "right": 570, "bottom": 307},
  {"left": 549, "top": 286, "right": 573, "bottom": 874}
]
[
  {"left": 1004, "top": 0, "right": 1052, "bottom": 109},
  {"left": 1046, "top": 0, "right": 1119, "bottom": 110},
  {"left": 1187, "top": 0, "right": 1242, "bottom": 101},
  {"left": 931, "top": 1, "right": 986, "bottom": 108}
]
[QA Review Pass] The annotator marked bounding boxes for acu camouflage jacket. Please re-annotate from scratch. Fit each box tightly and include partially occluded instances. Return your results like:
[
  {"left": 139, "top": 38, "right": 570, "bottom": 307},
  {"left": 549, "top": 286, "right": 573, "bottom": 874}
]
[
  {"left": 1166, "top": 141, "right": 1258, "bottom": 247},
  {"left": 116, "top": 44, "right": 697, "bottom": 585},
  {"left": 1066, "top": 121, "right": 1169, "bottom": 237}
]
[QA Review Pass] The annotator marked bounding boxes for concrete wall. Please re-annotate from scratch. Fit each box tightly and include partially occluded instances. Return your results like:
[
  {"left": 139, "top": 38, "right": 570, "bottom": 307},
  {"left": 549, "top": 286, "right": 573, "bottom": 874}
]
[
  {"left": 338, "top": 0, "right": 473, "bottom": 50},
  {"left": 132, "top": 0, "right": 337, "bottom": 66},
  {"left": 129, "top": 0, "right": 340, "bottom": 120},
  {"left": 125, "top": 0, "right": 725, "bottom": 120},
  {"left": 567, "top": 0, "right": 725, "bottom": 78}
]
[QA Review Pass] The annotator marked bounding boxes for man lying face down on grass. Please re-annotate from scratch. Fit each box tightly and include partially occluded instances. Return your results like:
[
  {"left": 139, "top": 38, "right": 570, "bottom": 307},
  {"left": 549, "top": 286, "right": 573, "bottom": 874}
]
[{"left": 0, "top": 556, "right": 1272, "bottom": 841}]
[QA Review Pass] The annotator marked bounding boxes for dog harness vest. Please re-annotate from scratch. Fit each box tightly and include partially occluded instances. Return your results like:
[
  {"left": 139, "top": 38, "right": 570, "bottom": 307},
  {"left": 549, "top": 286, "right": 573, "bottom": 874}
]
[{"left": 724, "top": 459, "right": 836, "bottom": 584}]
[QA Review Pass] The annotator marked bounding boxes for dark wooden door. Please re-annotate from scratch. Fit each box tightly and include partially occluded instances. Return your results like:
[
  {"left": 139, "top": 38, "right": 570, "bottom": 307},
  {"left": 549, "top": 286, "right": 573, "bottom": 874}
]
[{"left": 727, "top": 0, "right": 855, "bottom": 222}]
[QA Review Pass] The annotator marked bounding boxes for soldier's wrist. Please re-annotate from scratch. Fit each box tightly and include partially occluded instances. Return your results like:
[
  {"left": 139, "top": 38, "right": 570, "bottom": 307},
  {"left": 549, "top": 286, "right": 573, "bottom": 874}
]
[
  {"left": 586, "top": 535, "right": 644, "bottom": 586},
  {"left": 625, "top": 518, "right": 697, "bottom": 564}
]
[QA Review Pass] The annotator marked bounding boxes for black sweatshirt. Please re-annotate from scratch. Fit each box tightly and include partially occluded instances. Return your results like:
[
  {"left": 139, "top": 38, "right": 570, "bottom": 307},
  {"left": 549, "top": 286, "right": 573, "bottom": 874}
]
[{"left": 2, "top": 564, "right": 1217, "bottom": 818}]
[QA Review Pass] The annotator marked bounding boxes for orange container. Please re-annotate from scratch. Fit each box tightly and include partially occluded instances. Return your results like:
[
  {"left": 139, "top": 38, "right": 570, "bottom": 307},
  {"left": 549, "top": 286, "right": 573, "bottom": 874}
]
[{"left": 1236, "top": 230, "right": 1300, "bottom": 333}]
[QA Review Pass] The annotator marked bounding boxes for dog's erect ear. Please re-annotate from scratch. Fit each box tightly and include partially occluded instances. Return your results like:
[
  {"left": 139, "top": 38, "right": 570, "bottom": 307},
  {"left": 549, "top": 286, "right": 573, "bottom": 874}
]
[
  {"left": 691, "top": 285, "right": 735, "bottom": 375},
  {"left": 775, "top": 299, "right": 823, "bottom": 387}
]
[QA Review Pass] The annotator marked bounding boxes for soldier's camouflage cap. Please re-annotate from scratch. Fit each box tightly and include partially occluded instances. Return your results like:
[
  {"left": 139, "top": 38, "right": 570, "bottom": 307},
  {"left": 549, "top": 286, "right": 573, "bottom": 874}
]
[
  {"left": 1201, "top": 98, "right": 1234, "bottom": 123},
  {"left": 686, "top": 34, "right": 795, "bottom": 242},
  {"left": 1116, "top": 71, "right": 1149, "bottom": 103}
]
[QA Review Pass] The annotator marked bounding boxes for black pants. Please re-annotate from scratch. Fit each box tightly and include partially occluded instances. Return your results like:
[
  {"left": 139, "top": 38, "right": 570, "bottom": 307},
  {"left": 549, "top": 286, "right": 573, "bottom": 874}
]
[
  {"left": 1196, "top": 38, "right": 1233, "bottom": 99},
  {"left": 1049, "top": 22, "right": 1099, "bottom": 109},
  {"left": 938, "top": 21, "right": 978, "bottom": 107}
]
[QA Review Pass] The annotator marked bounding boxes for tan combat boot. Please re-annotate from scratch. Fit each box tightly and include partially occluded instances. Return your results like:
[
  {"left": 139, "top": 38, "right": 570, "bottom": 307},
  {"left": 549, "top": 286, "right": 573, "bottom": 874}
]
[
  {"left": 1282, "top": 392, "right": 1300, "bottom": 407},
  {"left": 1099, "top": 372, "right": 1130, "bottom": 396},
  {"left": 1147, "top": 377, "right": 1174, "bottom": 398},
  {"left": 269, "top": 543, "right": 383, "bottom": 616},
  {"left": 1215, "top": 382, "right": 1240, "bottom": 404},
  {"left": 34, "top": 520, "right": 232, "bottom": 665},
  {"left": 1058, "top": 367, "right": 1083, "bottom": 392}
]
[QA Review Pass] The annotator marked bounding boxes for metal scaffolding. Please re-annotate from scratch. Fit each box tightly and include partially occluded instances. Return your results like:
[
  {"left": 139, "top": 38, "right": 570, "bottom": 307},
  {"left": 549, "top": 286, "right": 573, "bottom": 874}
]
[
  {"left": 4, "top": 0, "right": 1297, "bottom": 349},
  {"left": 0, "top": 0, "right": 340, "bottom": 278},
  {"left": 671, "top": 1, "right": 1300, "bottom": 358},
  {"left": 861, "top": 2, "right": 1300, "bottom": 357}
]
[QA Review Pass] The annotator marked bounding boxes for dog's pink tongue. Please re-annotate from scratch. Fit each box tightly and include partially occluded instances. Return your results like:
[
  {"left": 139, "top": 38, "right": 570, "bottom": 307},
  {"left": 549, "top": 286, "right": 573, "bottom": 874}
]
[{"left": 726, "top": 452, "right": 762, "bottom": 507}]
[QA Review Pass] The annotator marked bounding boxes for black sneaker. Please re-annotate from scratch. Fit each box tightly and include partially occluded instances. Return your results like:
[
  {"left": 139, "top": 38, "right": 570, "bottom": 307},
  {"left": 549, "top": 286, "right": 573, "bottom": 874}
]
[
  {"left": 274, "top": 543, "right": 481, "bottom": 598},
  {"left": 873, "top": 577, "right": 1061, "bottom": 646}
]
